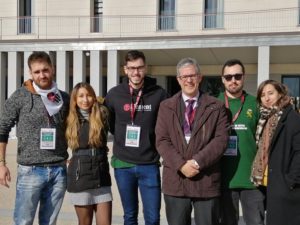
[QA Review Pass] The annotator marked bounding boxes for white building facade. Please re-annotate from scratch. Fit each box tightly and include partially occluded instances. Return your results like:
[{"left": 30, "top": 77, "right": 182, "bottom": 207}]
[{"left": 1, "top": 0, "right": 300, "bottom": 109}]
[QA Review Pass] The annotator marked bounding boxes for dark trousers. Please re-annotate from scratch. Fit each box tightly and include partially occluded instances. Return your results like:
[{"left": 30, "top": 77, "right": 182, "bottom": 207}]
[
  {"left": 220, "top": 188, "right": 266, "bottom": 225},
  {"left": 164, "top": 194, "right": 220, "bottom": 225}
]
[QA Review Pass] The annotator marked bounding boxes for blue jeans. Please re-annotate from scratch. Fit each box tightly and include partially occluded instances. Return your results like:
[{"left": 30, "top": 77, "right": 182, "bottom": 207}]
[
  {"left": 14, "top": 164, "right": 67, "bottom": 225},
  {"left": 220, "top": 188, "right": 266, "bottom": 225},
  {"left": 114, "top": 164, "right": 161, "bottom": 225}
]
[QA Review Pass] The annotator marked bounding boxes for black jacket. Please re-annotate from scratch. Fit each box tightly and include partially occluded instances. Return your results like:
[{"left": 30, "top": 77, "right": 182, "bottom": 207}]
[
  {"left": 67, "top": 113, "right": 111, "bottom": 193},
  {"left": 104, "top": 76, "right": 168, "bottom": 164},
  {"left": 266, "top": 105, "right": 300, "bottom": 225}
]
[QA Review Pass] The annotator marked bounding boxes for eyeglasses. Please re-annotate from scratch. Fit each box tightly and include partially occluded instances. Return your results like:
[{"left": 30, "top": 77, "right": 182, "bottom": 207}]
[
  {"left": 126, "top": 65, "right": 145, "bottom": 72},
  {"left": 222, "top": 73, "right": 243, "bottom": 81},
  {"left": 177, "top": 74, "right": 199, "bottom": 81}
]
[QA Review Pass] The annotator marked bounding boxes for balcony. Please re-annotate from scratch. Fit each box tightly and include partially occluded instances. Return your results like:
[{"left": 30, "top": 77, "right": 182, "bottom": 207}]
[{"left": 0, "top": 7, "right": 299, "bottom": 40}]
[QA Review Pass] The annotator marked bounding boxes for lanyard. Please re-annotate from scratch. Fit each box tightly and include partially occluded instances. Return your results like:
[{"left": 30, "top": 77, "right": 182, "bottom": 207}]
[
  {"left": 43, "top": 105, "right": 52, "bottom": 127},
  {"left": 129, "top": 85, "right": 143, "bottom": 124},
  {"left": 224, "top": 92, "right": 245, "bottom": 124}
]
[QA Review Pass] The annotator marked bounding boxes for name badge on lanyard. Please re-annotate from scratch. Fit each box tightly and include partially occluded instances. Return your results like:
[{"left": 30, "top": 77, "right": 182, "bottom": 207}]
[
  {"left": 125, "top": 85, "right": 142, "bottom": 148},
  {"left": 40, "top": 128, "right": 56, "bottom": 150},
  {"left": 223, "top": 92, "right": 245, "bottom": 156},
  {"left": 125, "top": 124, "right": 141, "bottom": 147},
  {"left": 224, "top": 135, "right": 238, "bottom": 156}
]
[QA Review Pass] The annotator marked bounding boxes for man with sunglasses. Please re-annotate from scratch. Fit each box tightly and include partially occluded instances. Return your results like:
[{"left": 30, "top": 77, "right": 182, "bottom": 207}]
[{"left": 218, "top": 59, "right": 265, "bottom": 225}]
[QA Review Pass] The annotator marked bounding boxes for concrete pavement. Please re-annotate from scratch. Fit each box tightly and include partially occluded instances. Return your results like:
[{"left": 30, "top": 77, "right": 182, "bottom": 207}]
[
  {"left": 0, "top": 140, "right": 168, "bottom": 225},
  {"left": 0, "top": 140, "right": 246, "bottom": 225}
]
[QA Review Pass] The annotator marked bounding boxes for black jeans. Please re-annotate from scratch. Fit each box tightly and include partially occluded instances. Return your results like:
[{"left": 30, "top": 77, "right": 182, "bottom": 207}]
[
  {"left": 220, "top": 188, "right": 266, "bottom": 225},
  {"left": 164, "top": 194, "right": 220, "bottom": 225}
]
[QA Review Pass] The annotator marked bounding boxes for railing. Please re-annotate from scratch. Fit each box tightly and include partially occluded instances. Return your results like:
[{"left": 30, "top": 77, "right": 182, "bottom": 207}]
[{"left": 0, "top": 7, "right": 299, "bottom": 40}]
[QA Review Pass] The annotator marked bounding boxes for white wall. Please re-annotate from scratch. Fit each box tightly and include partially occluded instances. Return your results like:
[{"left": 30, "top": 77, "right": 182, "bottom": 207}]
[
  {"left": 104, "top": 0, "right": 156, "bottom": 16},
  {"left": 225, "top": 0, "right": 298, "bottom": 12},
  {"left": 0, "top": 1, "right": 17, "bottom": 17}
]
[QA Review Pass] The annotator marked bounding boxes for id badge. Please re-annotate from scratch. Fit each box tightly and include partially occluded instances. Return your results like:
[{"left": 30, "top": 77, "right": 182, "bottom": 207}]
[
  {"left": 40, "top": 128, "right": 56, "bottom": 150},
  {"left": 224, "top": 135, "right": 238, "bottom": 156},
  {"left": 125, "top": 124, "right": 141, "bottom": 147}
]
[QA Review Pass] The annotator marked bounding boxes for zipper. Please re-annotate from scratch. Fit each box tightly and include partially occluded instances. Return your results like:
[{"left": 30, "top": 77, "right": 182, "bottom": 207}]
[
  {"left": 202, "top": 123, "right": 206, "bottom": 143},
  {"left": 76, "top": 158, "right": 80, "bottom": 181}
]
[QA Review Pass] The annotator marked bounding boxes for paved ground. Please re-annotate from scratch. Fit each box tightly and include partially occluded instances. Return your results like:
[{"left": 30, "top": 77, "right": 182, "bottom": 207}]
[{"left": 0, "top": 140, "right": 246, "bottom": 225}]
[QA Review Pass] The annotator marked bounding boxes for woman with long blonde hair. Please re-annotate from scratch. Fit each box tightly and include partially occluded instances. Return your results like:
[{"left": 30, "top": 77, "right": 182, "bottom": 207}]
[{"left": 66, "top": 82, "right": 112, "bottom": 225}]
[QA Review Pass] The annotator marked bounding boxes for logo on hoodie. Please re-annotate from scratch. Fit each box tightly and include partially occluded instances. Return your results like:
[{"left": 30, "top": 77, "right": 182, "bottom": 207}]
[
  {"left": 124, "top": 104, "right": 131, "bottom": 111},
  {"left": 123, "top": 103, "right": 152, "bottom": 112}
]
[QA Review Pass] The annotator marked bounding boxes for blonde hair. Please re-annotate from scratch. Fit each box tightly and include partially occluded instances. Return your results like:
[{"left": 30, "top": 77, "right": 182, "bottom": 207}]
[{"left": 66, "top": 82, "right": 108, "bottom": 150}]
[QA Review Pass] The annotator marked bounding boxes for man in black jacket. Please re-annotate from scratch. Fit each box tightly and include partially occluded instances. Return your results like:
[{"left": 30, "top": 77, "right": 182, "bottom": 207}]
[{"left": 105, "top": 50, "right": 168, "bottom": 225}]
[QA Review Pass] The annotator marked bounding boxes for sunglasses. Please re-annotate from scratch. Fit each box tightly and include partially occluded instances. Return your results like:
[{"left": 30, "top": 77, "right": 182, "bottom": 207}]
[{"left": 222, "top": 73, "right": 244, "bottom": 81}]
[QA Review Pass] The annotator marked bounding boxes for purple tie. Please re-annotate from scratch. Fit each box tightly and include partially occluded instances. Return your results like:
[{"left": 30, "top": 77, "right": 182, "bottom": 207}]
[{"left": 183, "top": 99, "right": 195, "bottom": 135}]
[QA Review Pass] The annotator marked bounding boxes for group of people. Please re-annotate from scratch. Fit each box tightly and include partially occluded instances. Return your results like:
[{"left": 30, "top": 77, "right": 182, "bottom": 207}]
[{"left": 0, "top": 50, "right": 299, "bottom": 225}]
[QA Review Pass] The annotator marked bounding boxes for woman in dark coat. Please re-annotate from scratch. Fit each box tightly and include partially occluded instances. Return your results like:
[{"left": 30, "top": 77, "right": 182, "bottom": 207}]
[
  {"left": 251, "top": 80, "right": 300, "bottom": 225},
  {"left": 66, "top": 82, "right": 112, "bottom": 225}
]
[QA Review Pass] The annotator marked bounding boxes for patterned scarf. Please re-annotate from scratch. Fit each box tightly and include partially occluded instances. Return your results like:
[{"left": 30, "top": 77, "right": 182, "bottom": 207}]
[{"left": 250, "top": 96, "right": 290, "bottom": 186}]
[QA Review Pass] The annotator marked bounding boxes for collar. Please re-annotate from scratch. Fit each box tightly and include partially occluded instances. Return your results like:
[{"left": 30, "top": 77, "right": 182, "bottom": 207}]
[{"left": 182, "top": 92, "right": 200, "bottom": 103}]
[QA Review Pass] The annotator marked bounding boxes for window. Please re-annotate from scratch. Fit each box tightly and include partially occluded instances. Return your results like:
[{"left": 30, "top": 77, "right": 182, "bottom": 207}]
[
  {"left": 92, "top": 0, "right": 103, "bottom": 32},
  {"left": 18, "top": 0, "right": 32, "bottom": 34},
  {"left": 204, "top": 0, "right": 224, "bottom": 29},
  {"left": 282, "top": 75, "right": 300, "bottom": 110},
  {"left": 299, "top": 0, "right": 300, "bottom": 25},
  {"left": 200, "top": 76, "right": 223, "bottom": 97},
  {"left": 282, "top": 76, "right": 300, "bottom": 96},
  {"left": 158, "top": 0, "right": 175, "bottom": 31}
]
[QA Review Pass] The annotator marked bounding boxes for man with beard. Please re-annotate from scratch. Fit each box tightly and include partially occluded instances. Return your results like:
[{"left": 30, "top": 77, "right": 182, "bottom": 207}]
[
  {"left": 218, "top": 59, "right": 265, "bottom": 225},
  {"left": 0, "top": 51, "right": 69, "bottom": 225},
  {"left": 105, "top": 50, "right": 168, "bottom": 225}
]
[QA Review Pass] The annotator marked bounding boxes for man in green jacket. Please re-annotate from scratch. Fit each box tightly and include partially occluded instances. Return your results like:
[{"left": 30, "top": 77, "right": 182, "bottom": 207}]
[{"left": 218, "top": 59, "right": 265, "bottom": 225}]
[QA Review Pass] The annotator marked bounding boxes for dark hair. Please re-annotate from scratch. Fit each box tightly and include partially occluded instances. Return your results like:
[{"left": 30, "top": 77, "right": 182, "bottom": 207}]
[
  {"left": 125, "top": 50, "right": 146, "bottom": 65},
  {"left": 257, "top": 79, "right": 288, "bottom": 105},
  {"left": 222, "top": 59, "right": 245, "bottom": 75},
  {"left": 28, "top": 51, "right": 53, "bottom": 70}
]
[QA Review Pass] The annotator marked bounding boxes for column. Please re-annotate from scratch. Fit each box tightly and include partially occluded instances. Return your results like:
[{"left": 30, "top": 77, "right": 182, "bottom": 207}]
[
  {"left": 73, "top": 50, "right": 86, "bottom": 88},
  {"left": 90, "top": 50, "right": 103, "bottom": 97},
  {"left": 8, "top": 52, "right": 21, "bottom": 97},
  {"left": 7, "top": 52, "right": 21, "bottom": 139},
  {"left": 23, "top": 51, "right": 32, "bottom": 81},
  {"left": 56, "top": 51, "right": 70, "bottom": 92},
  {"left": 257, "top": 46, "right": 270, "bottom": 87},
  {"left": 0, "top": 52, "right": 6, "bottom": 113},
  {"left": 107, "top": 50, "right": 119, "bottom": 93}
]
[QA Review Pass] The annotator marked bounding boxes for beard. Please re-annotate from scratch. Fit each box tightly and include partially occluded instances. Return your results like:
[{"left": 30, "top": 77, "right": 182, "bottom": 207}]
[
  {"left": 34, "top": 78, "right": 53, "bottom": 90},
  {"left": 227, "top": 83, "right": 243, "bottom": 95}
]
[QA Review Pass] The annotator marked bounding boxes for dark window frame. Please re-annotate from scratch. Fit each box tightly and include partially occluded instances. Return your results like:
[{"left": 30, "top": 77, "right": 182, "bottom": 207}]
[
  {"left": 91, "top": 0, "right": 103, "bottom": 33},
  {"left": 158, "top": 0, "right": 176, "bottom": 31},
  {"left": 18, "top": 0, "right": 32, "bottom": 34},
  {"left": 203, "top": 0, "right": 224, "bottom": 29}
]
